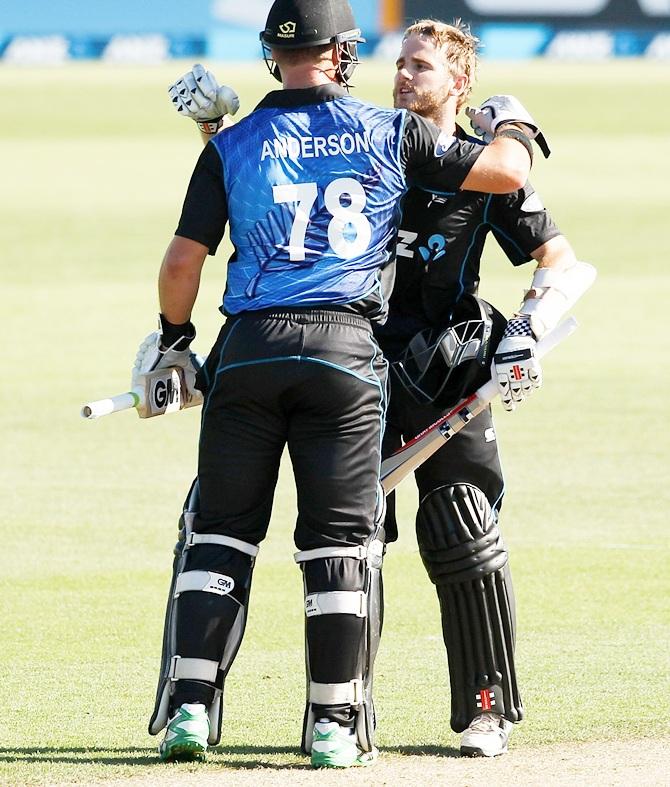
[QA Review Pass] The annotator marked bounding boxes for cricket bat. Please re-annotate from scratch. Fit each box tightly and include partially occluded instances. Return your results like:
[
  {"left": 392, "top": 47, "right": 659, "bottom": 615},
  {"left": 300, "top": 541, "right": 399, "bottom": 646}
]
[
  {"left": 81, "top": 367, "right": 202, "bottom": 420},
  {"left": 380, "top": 316, "right": 578, "bottom": 494}
]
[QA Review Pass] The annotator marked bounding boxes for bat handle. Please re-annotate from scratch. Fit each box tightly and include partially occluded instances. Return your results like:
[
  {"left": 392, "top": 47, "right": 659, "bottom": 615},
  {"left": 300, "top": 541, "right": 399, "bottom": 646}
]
[
  {"left": 476, "top": 316, "right": 579, "bottom": 403},
  {"left": 81, "top": 390, "right": 142, "bottom": 419}
]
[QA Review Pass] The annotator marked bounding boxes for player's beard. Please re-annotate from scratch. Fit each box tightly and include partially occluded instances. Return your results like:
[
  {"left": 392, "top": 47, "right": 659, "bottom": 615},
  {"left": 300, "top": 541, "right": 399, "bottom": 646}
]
[{"left": 394, "top": 81, "right": 452, "bottom": 126}]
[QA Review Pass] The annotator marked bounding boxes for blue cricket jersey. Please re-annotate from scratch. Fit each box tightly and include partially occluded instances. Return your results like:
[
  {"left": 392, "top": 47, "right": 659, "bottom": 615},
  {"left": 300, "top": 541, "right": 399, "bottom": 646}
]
[
  {"left": 175, "top": 85, "right": 483, "bottom": 321},
  {"left": 213, "top": 93, "right": 405, "bottom": 316}
]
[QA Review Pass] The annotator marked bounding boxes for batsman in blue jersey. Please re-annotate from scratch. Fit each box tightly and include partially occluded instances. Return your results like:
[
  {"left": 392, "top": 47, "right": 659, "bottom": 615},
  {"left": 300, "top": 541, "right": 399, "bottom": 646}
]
[{"left": 135, "top": 0, "right": 539, "bottom": 769}]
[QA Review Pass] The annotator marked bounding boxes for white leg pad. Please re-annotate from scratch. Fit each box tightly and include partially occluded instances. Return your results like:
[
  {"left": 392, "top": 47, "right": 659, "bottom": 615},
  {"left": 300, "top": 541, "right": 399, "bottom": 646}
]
[
  {"left": 149, "top": 483, "right": 259, "bottom": 746},
  {"left": 296, "top": 538, "right": 384, "bottom": 754}
]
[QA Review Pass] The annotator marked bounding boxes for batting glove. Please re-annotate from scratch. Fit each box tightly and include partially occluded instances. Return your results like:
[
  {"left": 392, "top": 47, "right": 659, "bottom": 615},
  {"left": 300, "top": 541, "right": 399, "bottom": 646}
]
[
  {"left": 492, "top": 316, "right": 542, "bottom": 412},
  {"left": 132, "top": 314, "right": 204, "bottom": 401},
  {"left": 465, "top": 95, "right": 550, "bottom": 158},
  {"left": 168, "top": 63, "right": 240, "bottom": 134}
]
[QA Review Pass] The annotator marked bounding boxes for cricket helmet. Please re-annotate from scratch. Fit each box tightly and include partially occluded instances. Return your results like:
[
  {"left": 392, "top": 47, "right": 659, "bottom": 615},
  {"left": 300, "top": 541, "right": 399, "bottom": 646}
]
[
  {"left": 391, "top": 295, "right": 507, "bottom": 408},
  {"left": 260, "top": 0, "right": 364, "bottom": 86}
]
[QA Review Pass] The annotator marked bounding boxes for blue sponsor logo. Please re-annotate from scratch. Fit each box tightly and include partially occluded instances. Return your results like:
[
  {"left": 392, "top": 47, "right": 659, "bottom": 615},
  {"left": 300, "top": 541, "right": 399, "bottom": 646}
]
[{"left": 419, "top": 234, "right": 447, "bottom": 262}]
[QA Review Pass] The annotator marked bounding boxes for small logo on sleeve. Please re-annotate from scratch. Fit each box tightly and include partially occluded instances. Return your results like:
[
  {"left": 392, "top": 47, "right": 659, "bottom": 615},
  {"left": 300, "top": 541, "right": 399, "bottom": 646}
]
[{"left": 435, "top": 132, "right": 456, "bottom": 157}]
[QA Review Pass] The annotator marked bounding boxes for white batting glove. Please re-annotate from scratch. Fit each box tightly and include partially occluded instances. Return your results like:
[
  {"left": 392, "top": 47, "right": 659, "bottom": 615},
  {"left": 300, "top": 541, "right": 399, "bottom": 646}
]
[
  {"left": 492, "top": 316, "right": 542, "bottom": 412},
  {"left": 168, "top": 63, "right": 240, "bottom": 134},
  {"left": 132, "top": 315, "right": 204, "bottom": 401},
  {"left": 465, "top": 95, "right": 550, "bottom": 158}
]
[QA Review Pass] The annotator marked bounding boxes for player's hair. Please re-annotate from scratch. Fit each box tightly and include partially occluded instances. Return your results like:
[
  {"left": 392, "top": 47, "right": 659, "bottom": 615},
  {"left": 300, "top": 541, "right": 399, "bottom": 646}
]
[{"left": 403, "top": 18, "right": 479, "bottom": 110}]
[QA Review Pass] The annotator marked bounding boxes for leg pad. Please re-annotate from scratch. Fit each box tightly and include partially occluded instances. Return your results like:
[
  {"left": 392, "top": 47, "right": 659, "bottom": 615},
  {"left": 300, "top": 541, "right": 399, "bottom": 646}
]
[{"left": 417, "top": 484, "right": 523, "bottom": 731}]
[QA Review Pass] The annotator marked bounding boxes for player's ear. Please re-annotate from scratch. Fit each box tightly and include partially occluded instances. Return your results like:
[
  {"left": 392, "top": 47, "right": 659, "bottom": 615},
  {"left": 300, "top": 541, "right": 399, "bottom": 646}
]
[{"left": 450, "top": 72, "right": 469, "bottom": 99}]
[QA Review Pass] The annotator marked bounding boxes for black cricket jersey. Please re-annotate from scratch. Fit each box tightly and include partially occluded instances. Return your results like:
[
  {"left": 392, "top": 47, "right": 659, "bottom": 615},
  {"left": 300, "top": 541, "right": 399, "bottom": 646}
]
[{"left": 375, "top": 126, "right": 561, "bottom": 358}]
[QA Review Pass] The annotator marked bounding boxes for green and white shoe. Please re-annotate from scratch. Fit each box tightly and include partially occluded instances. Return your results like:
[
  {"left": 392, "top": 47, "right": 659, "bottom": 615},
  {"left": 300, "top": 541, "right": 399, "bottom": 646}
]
[
  {"left": 310, "top": 720, "right": 378, "bottom": 769},
  {"left": 159, "top": 703, "right": 209, "bottom": 762}
]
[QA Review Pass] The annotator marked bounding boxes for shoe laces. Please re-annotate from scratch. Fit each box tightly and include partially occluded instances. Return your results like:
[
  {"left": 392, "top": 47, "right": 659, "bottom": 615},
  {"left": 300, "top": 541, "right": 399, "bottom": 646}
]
[{"left": 468, "top": 713, "right": 501, "bottom": 733}]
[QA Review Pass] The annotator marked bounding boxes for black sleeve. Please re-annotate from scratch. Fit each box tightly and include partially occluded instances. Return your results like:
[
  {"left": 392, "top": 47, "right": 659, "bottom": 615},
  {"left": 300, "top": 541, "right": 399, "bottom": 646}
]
[
  {"left": 401, "top": 111, "right": 484, "bottom": 192},
  {"left": 488, "top": 182, "right": 561, "bottom": 266},
  {"left": 175, "top": 142, "right": 228, "bottom": 255}
]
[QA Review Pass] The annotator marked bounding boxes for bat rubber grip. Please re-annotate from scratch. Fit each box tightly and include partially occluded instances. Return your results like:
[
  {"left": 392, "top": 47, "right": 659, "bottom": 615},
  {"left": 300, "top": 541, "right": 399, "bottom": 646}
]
[{"left": 81, "top": 390, "right": 141, "bottom": 419}]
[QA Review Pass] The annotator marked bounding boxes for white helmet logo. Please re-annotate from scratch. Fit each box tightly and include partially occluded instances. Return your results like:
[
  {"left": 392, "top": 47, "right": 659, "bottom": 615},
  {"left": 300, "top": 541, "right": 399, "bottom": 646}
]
[{"left": 279, "top": 21, "right": 297, "bottom": 35}]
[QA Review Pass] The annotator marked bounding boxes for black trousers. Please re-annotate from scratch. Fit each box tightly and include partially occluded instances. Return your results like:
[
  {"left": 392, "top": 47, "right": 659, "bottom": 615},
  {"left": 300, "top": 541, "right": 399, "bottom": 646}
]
[
  {"left": 172, "top": 309, "right": 388, "bottom": 720},
  {"left": 195, "top": 309, "right": 388, "bottom": 549},
  {"left": 382, "top": 377, "right": 504, "bottom": 542}
]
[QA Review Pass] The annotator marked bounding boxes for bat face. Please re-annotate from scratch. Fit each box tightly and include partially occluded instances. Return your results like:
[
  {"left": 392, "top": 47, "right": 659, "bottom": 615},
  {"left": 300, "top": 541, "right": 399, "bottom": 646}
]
[
  {"left": 380, "top": 393, "right": 483, "bottom": 494},
  {"left": 145, "top": 368, "right": 187, "bottom": 417},
  {"left": 139, "top": 367, "right": 202, "bottom": 418}
]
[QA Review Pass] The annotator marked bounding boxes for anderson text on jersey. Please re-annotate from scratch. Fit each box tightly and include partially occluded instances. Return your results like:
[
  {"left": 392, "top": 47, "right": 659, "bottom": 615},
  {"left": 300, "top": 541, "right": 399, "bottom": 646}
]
[{"left": 261, "top": 131, "right": 372, "bottom": 162}]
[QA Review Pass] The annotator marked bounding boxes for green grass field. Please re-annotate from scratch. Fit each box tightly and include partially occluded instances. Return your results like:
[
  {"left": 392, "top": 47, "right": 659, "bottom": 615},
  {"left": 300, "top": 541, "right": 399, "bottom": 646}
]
[{"left": 2, "top": 59, "right": 670, "bottom": 784}]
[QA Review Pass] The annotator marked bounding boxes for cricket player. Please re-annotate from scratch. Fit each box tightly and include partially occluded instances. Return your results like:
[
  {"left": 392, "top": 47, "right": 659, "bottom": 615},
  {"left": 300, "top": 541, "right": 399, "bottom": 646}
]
[
  {"left": 381, "top": 20, "right": 592, "bottom": 757},
  {"left": 138, "top": 0, "right": 544, "bottom": 769}
]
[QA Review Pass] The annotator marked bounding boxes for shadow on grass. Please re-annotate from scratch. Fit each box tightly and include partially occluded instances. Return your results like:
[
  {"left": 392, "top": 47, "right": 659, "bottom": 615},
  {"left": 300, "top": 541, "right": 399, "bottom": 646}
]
[
  {"left": 385, "top": 744, "right": 461, "bottom": 758},
  {"left": 0, "top": 746, "right": 303, "bottom": 770},
  {"left": 0, "top": 743, "right": 461, "bottom": 768}
]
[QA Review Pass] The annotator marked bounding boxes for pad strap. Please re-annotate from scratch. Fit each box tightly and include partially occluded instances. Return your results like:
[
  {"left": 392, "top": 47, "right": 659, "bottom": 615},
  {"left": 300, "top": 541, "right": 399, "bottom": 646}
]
[
  {"left": 168, "top": 655, "right": 219, "bottom": 682},
  {"left": 294, "top": 540, "right": 384, "bottom": 564},
  {"left": 310, "top": 679, "right": 364, "bottom": 706},
  {"left": 174, "top": 570, "right": 237, "bottom": 598},
  {"left": 185, "top": 532, "right": 260, "bottom": 557},
  {"left": 295, "top": 545, "right": 367, "bottom": 562},
  {"left": 305, "top": 591, "right": 367, "bottom": 617}
]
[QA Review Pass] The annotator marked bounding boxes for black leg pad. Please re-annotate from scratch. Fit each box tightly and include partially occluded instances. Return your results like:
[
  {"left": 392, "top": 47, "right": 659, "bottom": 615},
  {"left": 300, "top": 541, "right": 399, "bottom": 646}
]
[{"left": 416, "top": 484, "right": 523, "bottom": 731}]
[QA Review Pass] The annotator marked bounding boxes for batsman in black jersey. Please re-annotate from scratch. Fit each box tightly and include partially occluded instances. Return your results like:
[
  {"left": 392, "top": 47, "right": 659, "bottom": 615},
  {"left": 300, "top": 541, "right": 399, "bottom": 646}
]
[{"left": 378, "top": 20, "right": 583, "bottom": 758}]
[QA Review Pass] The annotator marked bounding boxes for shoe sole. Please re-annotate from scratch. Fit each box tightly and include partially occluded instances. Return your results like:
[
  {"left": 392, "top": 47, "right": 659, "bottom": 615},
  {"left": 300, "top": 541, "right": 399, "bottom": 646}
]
[
  {"left": 312, "top": 748, "right": 379, "bottom": 769},
  {"left": 460, "top": 745, "right": 508, "bottom": 758},
  {"left": 160, "top": 740, "right": 207, "bottom": 763}
]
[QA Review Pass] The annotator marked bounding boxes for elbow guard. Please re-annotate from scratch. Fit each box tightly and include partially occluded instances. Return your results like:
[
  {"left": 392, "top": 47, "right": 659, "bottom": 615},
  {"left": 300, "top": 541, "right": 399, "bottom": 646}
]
[{"left": 519, "top": 260, "right": 597, "bottom": 339}]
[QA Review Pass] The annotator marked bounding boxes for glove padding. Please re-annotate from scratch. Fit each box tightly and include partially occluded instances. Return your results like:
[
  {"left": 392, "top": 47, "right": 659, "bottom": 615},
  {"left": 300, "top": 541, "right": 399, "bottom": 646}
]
[
  {"left": 492, "top": 316, "right": 542, "bottom": 412},
  {"left": 132, "top": 316, "right": 204, "bottom": 402},
  {"left": 465, "top": 95, "right": 550, "bottom": 158},
  {"left": 168, "top": 63, "right": 240, "bottom": 123}
]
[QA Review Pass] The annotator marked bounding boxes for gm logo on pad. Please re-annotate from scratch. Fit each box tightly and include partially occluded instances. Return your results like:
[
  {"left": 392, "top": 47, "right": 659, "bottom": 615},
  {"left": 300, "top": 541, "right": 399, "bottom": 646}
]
[{"left": 207, "top": 575, "right": 235, "bottom": 597}]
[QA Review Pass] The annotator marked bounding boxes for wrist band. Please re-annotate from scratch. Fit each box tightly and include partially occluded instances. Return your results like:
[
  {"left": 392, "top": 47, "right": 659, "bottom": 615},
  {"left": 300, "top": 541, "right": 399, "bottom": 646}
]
[
  {"left": 159, "top": 313, "right": 196, "bottom": 350},
  {"left": 495, "top": 128, "right": 533, "bottom": 164},
  {"left": 196, "top": 117, "right": 224, "bottom": 135}
]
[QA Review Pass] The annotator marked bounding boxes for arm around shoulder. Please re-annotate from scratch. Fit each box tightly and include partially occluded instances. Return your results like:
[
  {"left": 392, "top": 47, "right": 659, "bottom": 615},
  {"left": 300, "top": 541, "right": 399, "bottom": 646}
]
[{"left": 461, "top": 135, "right": 531, "bottom": 194}]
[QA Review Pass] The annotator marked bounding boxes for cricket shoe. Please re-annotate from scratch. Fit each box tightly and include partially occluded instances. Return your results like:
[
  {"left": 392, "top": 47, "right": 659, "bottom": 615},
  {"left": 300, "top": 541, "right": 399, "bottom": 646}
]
[
  {"left": 460, "top": 713, "right": 513, "bottom": 757},
  {"left": 310, "top": 720, "right": 378, "bottom": 768},
  {"left": 159, "top": 703, "right": 209, "bottom": 762}
]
